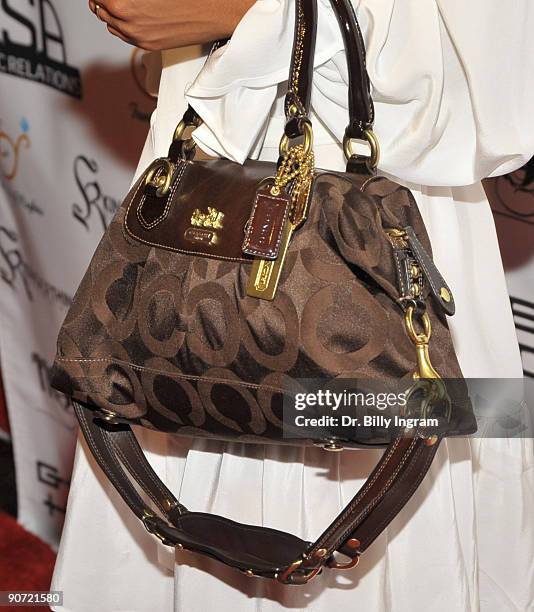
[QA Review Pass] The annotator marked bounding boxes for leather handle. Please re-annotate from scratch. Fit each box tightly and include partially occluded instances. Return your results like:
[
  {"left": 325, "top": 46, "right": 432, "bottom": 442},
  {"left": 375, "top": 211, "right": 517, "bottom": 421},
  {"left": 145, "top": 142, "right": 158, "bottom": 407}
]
[
  {"left": 175, "top": 0, "right": 375, "bottom": 150},
  {"left": 284, "top": 0, "right": 374, "bottom": 142},
  {"left": 74, "top": 400, "right": 440, "bottom": 584},
  {"left": 328, "top": 0, "right": 374, "bottom": 138}
]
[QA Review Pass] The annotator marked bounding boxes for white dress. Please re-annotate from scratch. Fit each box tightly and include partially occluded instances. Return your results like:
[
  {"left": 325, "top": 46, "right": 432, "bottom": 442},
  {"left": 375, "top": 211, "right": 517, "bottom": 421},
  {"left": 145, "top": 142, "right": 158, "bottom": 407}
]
[{"left": 52, "top": 2, "right": 534, "bottom": 611}]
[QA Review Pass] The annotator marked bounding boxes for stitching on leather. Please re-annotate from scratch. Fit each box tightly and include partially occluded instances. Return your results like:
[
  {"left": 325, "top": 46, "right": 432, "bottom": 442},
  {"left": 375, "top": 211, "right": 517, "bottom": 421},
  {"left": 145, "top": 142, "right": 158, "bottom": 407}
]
[
  {"left": 242, "top": 191, "right": 289, "bottom": 257},
  {"left": 113, "top": 436, "right": 169, "bottom": 512},
  {"left": 408, "top": 232, "right": 453, "bottom": 306},
  {"left": 125, "top": 183, "right": 250, "bottom": 263},
  {"left": 392, "top": 251, "right": 407, "bottom": 296},
  {"left": 124, "top": 434, "right": 176, "bottom": 505},
  {"left": 358, "top": 443, "right": 436, "bottom": 548},
  {"left": 57, "top": 356, "right": 286, "bottom": 394},
  {"left": 333, "top": 440, "right": 423, "bottom": 550},
  {"left": 112, "top": 437, "right": 165, "bottom": 512},
  {"left": 409, "top": 235, "right": 441, "bottom": 298},
  {"left": 310, "top": 438, "right": 402, "bottom": 550},
  {"left": 137, "top": 161, "right": 187, "bottom": 230},
  {"left": 78, "top": 408, "right": 141, "bottom": 511},
  {"left": 100, "top": 432, "right": 159, "bottom": 521}
]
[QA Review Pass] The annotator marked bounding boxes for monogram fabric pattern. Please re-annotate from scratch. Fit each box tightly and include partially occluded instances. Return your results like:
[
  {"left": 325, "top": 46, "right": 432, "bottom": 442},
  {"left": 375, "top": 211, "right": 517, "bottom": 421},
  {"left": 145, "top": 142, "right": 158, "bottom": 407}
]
[{"left": 51, "top": 166, "right": 464, "bottom": 443}]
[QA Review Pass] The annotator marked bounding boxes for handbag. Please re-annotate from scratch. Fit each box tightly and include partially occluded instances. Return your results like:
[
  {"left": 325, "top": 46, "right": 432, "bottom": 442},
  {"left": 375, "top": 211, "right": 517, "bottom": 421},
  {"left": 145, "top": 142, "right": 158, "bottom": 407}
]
[{"left": 51, "top": 0, "right": 475, "bottom": 585}]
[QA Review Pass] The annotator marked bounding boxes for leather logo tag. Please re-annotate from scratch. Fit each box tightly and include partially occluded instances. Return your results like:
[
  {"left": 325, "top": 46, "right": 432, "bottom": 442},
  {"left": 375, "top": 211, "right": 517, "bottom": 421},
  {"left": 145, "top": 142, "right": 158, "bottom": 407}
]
[
  {"left": 184, "top": 227, "right": 219, "bottom": 246},
  {"left": 242, "top": 189, "right": 291, "bottom": 260}
]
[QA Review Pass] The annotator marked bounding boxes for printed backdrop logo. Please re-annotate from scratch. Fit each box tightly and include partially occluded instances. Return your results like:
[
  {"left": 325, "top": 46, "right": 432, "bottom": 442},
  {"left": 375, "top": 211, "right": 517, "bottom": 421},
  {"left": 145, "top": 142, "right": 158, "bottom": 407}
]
[
  {"left": 0, "top": 223, "right": 72, "bottom": 305},
  {"left": 492, "top": 157, "right": 534, "bottom": 226},
  {"left": 0, "top": 117, "right": 30, "bottom": 180},
  {"left": 72, "top": 154, "right": 120, "bottom": 232},
  {"left": 0, "top": 0, "right": 82, "bottom": 98}
]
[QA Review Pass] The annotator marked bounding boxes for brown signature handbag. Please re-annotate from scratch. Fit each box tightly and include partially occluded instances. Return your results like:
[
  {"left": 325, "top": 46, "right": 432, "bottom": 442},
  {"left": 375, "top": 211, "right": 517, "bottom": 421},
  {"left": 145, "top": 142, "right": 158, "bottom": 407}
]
[{"left": 51, "top": 0, "right": 474, "bottom": 585}]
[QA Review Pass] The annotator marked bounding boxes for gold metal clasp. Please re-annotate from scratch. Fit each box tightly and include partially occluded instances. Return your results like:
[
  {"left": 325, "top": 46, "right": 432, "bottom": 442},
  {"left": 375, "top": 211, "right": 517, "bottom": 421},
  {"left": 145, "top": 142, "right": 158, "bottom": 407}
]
[
  {"left": 404, "top": 306, "right": 440, "bottom": 380},
  {"left": 403, "top": 305, "right": 452, "bottom": 422},
  {"left": 144, "top": 158, "right": 175, "bottom": 197}
]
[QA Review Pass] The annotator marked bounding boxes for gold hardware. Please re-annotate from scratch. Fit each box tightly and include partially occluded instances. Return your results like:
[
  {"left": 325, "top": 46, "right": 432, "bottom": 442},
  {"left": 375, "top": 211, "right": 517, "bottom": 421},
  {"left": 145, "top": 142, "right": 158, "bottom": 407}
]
[
  {"left": 246, "top": 219, "right": 294, "bottom": 300},
  {"left": 99, "top": 409, "right": 120, "bottom": 424},
  {"left": 271, "top": 143, "right": 315, "bottom": 227},
  {"left": 244, "top": 569, "right": 255, "bottom": 577},
  {"left": 327, "top": 553, "right": 360, "bottom": 571},
  {"left": 410, "top": 265, "right": 420, "bottom": 279},
  {"left": 277, "top": 559, "right": 303, "bottom": 583},
  {"left": 411, "top": 284, "right": 420, "bottom": 297},
  {"left": 323, "top": 441, "right": 344, "bottom": 452},
  {"left": 277, "top": 558, "right": 323, "bottom": 584},
  {"left": 424, "top": 434, "right": 439, "bottom": 446},
  {"left": 440, "top": 287, "right": 451, "bottom": 303},
  {"left": 404, "top": 306, "right": 452, "bottom": 422},
  {"left": 162, "top": 499, "right": 177, "bottom": 512},
  {"left": 279, "top": 120, "right": 314, "bottom": 158},
  {"left": 173, "top": 120, "right": 187, "bottom": 142},
  {"left": 247, "top": 139, "right": 314, "bottom": 301},
  {"left": 190, "top": 207, "right": 224, "bottom": 230},
  {"left": 404, "top": 306, "right": 439, "bottom": 379},
  {"left": 144, "top": 158, "right": 175, "bottom": 197},
  {"left": 173, "top": 116, "right": 203, "bottom": 143},
  {"left": 385, "top": 228, "right": 408, "bottom": 248},
  {"left": 343, "top": 128, "right": 380, "bottom": 169},
  {"left": 313, "top": 548, "right": 328, "bottom": 559},
  {"left": 288, "top": 103, "right": 299, "bottom": 117},
  {"left": 141, "top": 512, "right": 175, "bottom": 546}
]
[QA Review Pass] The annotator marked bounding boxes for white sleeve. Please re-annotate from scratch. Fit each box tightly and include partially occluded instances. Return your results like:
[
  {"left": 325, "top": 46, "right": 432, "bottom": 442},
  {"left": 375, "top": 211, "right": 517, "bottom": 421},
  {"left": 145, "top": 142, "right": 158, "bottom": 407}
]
[{"left": 186, "top": 0, "right": 534, "bottom": 186}]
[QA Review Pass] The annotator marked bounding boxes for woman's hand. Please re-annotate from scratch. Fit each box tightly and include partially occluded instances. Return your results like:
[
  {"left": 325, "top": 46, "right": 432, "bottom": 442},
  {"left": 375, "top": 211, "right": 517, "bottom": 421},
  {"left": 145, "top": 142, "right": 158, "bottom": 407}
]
[{"left": 88, "top": 0, "right": 256, "bottom": 51}]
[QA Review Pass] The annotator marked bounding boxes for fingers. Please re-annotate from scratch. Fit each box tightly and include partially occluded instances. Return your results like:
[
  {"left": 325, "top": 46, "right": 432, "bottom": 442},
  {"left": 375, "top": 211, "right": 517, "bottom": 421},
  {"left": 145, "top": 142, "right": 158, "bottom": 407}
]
[
  {"left": 106, "top": 24, "right": 131, "bottom": 45},
  {"left": 89, "top": 0, "right": 131, "bottom": 44}
]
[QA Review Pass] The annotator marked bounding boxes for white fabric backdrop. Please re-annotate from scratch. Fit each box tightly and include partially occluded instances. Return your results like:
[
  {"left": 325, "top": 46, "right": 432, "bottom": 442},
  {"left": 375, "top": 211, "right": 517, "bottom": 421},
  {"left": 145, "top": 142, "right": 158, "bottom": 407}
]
[
  {"left": 0, "top": 0, "right": 532, "bottom": 550},
  {"left": 0, "top": 0, "right": 155, "bottom": 547}
]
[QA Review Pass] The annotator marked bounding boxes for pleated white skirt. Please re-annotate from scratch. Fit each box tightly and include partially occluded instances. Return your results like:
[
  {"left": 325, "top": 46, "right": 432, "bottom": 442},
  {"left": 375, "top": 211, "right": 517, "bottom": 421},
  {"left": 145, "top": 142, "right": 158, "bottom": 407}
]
[{"left": 51, "top": 142, "right": 534, "bottom": 612}]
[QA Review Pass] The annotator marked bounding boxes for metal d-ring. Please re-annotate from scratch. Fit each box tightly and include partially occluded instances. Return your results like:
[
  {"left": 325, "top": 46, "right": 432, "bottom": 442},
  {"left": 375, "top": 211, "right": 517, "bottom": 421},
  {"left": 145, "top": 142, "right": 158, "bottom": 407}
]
[{"left": 343, "top": 128, "right": 380, "bottom": 169}]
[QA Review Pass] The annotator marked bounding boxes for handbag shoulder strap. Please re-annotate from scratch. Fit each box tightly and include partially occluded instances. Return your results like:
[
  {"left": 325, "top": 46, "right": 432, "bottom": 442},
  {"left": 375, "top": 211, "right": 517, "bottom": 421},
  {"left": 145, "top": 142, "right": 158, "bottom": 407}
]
[{"left": 75, "top": 400, "right": 440, "bottom": 585}]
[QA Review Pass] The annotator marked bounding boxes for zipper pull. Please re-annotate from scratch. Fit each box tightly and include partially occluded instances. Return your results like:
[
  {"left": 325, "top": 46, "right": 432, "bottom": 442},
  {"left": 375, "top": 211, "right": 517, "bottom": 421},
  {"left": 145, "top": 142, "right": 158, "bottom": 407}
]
[
  {"left": 385, "top": 227, "right": 455, "bottom": 316},
  {"left": 403, "top": 226, "right": 455, "bottom": 316}
]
